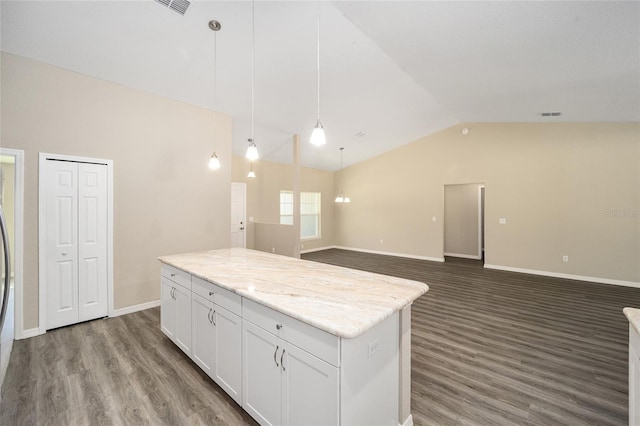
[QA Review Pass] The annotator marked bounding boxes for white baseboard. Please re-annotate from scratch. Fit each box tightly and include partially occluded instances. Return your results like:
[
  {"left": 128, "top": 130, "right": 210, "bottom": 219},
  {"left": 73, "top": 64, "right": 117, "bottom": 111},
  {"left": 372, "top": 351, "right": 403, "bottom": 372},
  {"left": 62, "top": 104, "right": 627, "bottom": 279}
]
[
  {"left": 112, "top": 300, "right": 161, "bottom": 317},
  {"left": 334, "top": 246, "right": 445, "bottom": 263},
  {"left": 484, "top": 264, "right": 640, "bottom": 288},
  {"left": 300, "top": 245, "right": 336, "bottom": 254},
  {"left": 444, "top": 252, "right": 482, "bottom": 260},
  {"left": 20, "top": 327, "right": 43, "bottom": 340},
  {"left": 399, "top": 414, "right": 414, "bottom": 426}
]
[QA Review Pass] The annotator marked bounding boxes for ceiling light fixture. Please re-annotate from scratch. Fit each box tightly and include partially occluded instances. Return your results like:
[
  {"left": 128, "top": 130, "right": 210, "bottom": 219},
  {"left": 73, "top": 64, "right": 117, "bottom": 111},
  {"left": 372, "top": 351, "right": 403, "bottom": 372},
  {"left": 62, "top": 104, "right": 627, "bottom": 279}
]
[
  {"left": 310, "top": 1, "right": 326, "bottom": 146},
  {"left": 248, "top": 162, "right": 256, "bottom": 179},
  {"left": 335, "top": 147, "right": 350, "bottom": 203},
  {"left": 208, "top": 19, "right": 222, "bottom": 170},
  {"left": 246, "top": 0, "right": 260, "bottom": 161}
]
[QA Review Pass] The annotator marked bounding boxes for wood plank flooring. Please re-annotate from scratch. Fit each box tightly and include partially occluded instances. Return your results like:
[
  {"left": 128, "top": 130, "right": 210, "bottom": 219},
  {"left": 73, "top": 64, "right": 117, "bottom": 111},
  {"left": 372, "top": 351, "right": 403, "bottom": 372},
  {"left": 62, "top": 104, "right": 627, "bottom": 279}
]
[
  {"left": 303, "top": 249, "right": 640, "bottom": 425},
  {"left": 0, "top": 308, "right": 257, "bottom": 426},
  {"left": 1, "top": 249, "right": 638, "bottom": 425}
]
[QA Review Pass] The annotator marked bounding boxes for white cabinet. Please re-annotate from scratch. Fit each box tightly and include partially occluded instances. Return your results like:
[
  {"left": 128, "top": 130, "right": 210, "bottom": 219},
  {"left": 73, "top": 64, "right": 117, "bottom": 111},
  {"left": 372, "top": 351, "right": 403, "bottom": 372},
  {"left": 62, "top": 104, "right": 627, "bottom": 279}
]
[
  {"left": 213, "top": 305, "right": 242, "bottom": 404},
  {"left": 161, "top": 266, "right": 191, "bottom": 356},
  {"left": 630, "top": 325, "right": 640, "bottom": 426},
  {"left": 242, "top": 302, "right": 339, "bottom": 426},
  {"left": 191, "top": 276, "right": 243, "bottom": 404},
  {"left": 192, "top": 293, "right": 215, "bottom": 375}
]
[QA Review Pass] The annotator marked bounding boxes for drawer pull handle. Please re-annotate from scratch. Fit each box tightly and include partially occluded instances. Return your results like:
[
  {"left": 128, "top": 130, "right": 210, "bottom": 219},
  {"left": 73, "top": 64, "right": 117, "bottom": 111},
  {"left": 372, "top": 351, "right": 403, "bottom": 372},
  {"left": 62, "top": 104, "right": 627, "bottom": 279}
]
[
  {"left": 209, "top": 291, "right": 214, "bottom": 296},
  {"left": 212, "top": 310, "right": 216, "bottom": 326},
  {"left": 274, "top": 346, "right": 279, "bottom": 367},
  {"left": 281, "top": 349, "right": 286, "bottom": 372},
  {"left": 276, "top": 324, "right": 283, "bottom": 330}
]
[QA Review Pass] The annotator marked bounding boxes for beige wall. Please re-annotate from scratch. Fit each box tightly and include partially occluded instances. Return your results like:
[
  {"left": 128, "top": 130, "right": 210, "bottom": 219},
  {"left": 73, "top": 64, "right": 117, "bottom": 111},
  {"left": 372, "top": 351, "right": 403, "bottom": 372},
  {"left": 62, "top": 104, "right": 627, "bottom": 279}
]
[
  {"left": 232, "top": 155, "right": 335, "bottom": 252},
  {"left": 1, "top": 53, "right": 232, "bottom": 330},
  {"left": 444, "top": 183, "right": 482, "bottom": 258},
  {"left": 336, "top": 123, "right": 640, "bottom": 284}
]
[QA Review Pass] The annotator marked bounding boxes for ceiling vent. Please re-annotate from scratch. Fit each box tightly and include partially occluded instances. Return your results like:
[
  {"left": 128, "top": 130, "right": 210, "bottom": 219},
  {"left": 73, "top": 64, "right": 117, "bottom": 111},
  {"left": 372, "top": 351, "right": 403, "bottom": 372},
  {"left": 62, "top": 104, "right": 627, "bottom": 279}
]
[
  {"left": 541, "top": 112, "right": 562, "bottom": 117},
  {"left": 155, "top": 0, "right": 190, "bottom": 15}
]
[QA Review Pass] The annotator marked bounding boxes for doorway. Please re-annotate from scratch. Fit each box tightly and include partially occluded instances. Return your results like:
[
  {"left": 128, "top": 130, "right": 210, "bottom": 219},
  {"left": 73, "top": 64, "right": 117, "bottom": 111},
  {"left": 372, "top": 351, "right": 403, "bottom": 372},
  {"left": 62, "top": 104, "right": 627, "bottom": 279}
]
[
  {"left": 0, "top": 148, "right": 24, "bottom": 394},
  {"left": 38, "top": 153, "right": 114, "bottom": 333},
  {"left": 444, "top": 183, "right": 485, "bottom": 261}
]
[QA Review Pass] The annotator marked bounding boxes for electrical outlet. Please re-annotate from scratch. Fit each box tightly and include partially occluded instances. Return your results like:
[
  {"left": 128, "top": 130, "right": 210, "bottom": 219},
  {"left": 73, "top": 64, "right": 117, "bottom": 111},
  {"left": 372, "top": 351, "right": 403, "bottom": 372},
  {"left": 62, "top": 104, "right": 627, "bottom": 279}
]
[
  {"left": 368, "top": 338, "right": 380, "bottom": 357},
  {"left": 563, "top": 255, "right": 569, "bottom": 263},
  {"left": 432, "top": 216, "right": 436, "bottom": 222},
  {"left": 380, "top": 239, "right": 384, "bottom": 244},
  {"left": 301, "top": 243, "right": 304, "bottom": 249},
  {"left": 499, "top": 218, "right": 507, "bottom": 225},
  {"left": 272, "top": 248, "right": 276, "bottom": 253}
]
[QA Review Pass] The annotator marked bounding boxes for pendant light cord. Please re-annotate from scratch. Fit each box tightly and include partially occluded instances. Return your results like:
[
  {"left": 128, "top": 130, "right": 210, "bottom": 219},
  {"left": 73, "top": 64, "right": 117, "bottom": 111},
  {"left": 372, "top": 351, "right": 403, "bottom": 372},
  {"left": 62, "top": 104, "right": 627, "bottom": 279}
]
[
  {"left": 316, "top": 0, "right": 321, "bottom": 122},
  {"left": 251, "top": 0, "right": 255, "bottom": 142},
  {"left": 213, "top": 29, "right": 217, "bottom": 143}
]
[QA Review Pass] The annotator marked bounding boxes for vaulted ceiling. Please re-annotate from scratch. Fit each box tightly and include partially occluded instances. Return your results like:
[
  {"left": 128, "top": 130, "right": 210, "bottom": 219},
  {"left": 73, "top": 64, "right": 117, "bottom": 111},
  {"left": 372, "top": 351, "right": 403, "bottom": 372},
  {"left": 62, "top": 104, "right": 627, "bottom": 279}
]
[{"left": 2, "top": 1, "right": 639, "bottom": 170}]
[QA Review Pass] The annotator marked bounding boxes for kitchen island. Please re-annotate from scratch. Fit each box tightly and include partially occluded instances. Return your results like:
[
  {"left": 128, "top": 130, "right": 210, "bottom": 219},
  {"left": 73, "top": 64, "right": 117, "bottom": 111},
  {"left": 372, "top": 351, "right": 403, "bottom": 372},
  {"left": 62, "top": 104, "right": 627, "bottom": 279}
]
[{"left": 159, "top": 248, "right": 428, "bottom": 426}]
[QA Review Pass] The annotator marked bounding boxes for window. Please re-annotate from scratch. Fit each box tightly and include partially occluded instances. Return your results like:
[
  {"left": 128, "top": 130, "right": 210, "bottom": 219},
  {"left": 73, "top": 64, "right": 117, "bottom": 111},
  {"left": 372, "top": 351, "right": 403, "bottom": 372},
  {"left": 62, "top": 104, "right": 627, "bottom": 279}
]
[{"left": 280, "top": 191, "right": 321, "bottom": 239}]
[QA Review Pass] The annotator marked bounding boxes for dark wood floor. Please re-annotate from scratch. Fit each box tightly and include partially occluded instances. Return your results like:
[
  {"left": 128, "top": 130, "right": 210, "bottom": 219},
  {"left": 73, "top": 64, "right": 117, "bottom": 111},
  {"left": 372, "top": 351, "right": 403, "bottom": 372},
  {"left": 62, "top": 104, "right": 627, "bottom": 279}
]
[
  {"left": 2, "top": 249, "right": 638, "bottom": 425},
  {"left": 303, "top": 249, "right": 640, "bottom": 426}
]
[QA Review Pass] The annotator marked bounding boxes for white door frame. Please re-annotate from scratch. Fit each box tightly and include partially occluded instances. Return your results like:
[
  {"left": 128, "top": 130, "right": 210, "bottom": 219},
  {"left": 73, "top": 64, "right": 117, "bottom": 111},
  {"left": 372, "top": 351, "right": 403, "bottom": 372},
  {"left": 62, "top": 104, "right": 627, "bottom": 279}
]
[
  {"left": 38, "top": 153, "right": 114, "bottom": 334},
  {"left": 231, "top": 182, "right": 247, "bottom": 249},
  {"left": 0, "top": 149, "right": 24, "bottom": 339}
]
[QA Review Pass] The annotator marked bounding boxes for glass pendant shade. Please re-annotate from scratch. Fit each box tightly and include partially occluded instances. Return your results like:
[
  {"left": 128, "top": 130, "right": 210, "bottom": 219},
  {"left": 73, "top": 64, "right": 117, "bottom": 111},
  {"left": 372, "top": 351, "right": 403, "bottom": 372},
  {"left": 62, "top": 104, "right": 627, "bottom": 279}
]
[
  {"left": 248, "top": 170, "right": 256, "bottom": 179},
  {"left": 310, "top": 120, "right": 326, "bottom": 146},
  {"left": 208, "top": 153, "right": 221, "bottom": 170},
  {"left": 246, "top": 139, "right": 259, "bottom": 161},
  {"left": 335, "top": 196, "right": 344, "bottom": 203}
]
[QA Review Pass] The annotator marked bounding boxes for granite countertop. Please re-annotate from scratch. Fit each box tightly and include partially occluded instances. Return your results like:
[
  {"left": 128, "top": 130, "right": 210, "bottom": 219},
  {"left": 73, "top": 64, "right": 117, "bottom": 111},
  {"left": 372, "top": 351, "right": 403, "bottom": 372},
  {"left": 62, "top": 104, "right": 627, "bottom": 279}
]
[
  {"left": 624, "top": 307, "right": 640, "bottom": 335},
  {"left": 159, "top": 248, "right": 429, "bottom": 338}
]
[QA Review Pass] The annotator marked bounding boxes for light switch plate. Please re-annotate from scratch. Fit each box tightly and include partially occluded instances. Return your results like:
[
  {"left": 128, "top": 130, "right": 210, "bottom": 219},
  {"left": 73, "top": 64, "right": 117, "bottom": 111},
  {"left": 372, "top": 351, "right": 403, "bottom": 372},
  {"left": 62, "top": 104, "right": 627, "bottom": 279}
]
[{"left": 499, "top": 218, "right": 507, "bottom": 224}]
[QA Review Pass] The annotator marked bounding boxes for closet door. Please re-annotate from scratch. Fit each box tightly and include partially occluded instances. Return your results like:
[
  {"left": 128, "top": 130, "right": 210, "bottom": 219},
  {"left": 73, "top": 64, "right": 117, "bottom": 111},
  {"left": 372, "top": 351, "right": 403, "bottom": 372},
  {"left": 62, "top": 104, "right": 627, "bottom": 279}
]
[
  {"left": 45, "top": 161, "right": 79, "bottom": 329},
  {"left": 78, "top": 163, "right": 108, "bottom": 322},
  {"left": 45, "top": 159, "right": 108, "bottom": 329}
]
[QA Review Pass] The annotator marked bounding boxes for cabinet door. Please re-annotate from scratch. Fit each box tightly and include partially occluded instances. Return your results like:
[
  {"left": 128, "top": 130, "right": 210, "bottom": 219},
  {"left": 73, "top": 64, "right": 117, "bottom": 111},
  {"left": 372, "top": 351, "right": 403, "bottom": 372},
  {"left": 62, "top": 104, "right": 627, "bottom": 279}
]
[
  {"left": 173, "top": 283, "right": 192, "bottom": 356},
  {"left": 243, "top": 321, "right": 282, "bottom": 426},
  {"left": 215, "top": 306, "right": 242, "bottom": 404},
  {"left": 192, "top": 293, "right": 215, "bottom": 377},
  {"left": 282, "top": 342, "right": 339, "bottom": 426},
  {"left": 160, "top": 278, "right": 175, "bottom": 340}
]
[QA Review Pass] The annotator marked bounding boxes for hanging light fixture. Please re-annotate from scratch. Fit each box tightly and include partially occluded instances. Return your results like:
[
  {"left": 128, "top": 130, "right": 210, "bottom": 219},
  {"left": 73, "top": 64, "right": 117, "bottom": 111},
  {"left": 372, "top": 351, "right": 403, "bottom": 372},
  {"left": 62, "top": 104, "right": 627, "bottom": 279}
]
[
  {"left": 310, "top": 1, "right": 326, "bottom": 146},
  {"left": 246, "top": 0, "right": 260, "bottom": 161},
  {"left": 248, "top": 162, "right": 256, "bottom": 179},
  {"left": 208, "top": 19, "right": 222, "bottom": 170},
  {"left": 335, "top": 147, "right": 350, "bottom": 203}
]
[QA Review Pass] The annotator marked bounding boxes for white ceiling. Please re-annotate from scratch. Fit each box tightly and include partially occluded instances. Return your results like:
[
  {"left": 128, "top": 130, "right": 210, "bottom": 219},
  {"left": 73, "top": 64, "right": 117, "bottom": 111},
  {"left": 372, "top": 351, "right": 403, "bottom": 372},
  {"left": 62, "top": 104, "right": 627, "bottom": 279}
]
[{"left": 2, "top": 1, "right": 639, "bottom": 171}]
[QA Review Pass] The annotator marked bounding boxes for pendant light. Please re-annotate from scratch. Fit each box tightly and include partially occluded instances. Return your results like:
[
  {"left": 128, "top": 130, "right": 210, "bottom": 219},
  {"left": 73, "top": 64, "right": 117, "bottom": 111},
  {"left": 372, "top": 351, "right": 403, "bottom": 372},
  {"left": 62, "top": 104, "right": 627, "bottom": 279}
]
[
  {"left": 208, "top": 20, "right": 222, "bottom": 170},
  {"left": 335, "top": 147, "right": 350, "bottom": 203},
  {"left": 310, "top": 1, "right": 326, "bottom": 146},
  {"left": 248, "top": 162, "right": 256, "bottom": 179},
  {"left": 246, "top": 0, "right": 260, "bottom": 161}
]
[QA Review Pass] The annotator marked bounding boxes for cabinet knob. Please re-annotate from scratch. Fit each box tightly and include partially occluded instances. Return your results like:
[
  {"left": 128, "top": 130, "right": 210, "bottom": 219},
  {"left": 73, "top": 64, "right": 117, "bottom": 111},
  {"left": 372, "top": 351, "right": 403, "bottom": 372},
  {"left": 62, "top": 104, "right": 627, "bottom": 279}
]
[
  {"left": 61, "top": 252, "right": 68, "bottom": 256},
  {"left": 209, "top": 291, "right": 214, "bottom": 296},
  {"left": 276, "top": 324, "right": 283, "bottom": 330},
  {"left": 170, "top": 273, "right": 176, "bottom": 277}
]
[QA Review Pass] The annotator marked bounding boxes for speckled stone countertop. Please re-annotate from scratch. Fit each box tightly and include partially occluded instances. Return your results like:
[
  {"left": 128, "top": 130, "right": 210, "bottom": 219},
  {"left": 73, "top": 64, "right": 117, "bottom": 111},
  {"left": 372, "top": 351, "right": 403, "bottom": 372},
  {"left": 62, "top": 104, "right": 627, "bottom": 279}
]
[
  {"left": 624, "top": 307, "right": 640, "bottom": 335},
  {"left": 159, "top": 248, "right": 428, "bottom": 339}
]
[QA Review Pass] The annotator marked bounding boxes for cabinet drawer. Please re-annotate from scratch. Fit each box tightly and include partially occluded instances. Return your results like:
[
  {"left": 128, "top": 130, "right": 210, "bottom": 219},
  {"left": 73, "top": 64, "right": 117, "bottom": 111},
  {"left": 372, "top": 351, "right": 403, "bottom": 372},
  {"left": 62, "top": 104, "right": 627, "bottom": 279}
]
[
  {"left": 243, "top": 298, "right": 340, "bottom": 367},
  {"left": 192, "top": 276, "right": 241, "bottom": 316},
  {"left": 161, "top": 264, "right": 191, "bottom": 291}
]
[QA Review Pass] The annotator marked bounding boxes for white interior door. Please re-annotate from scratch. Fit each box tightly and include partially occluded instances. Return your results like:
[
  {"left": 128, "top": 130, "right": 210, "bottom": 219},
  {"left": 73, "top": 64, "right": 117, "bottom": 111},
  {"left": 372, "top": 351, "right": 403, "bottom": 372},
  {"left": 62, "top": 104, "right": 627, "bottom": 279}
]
[
  {"left": 231, "top": 183, "right": 246, "bottom": 248},
  {"left": 45, "top": 159, "right": 108, "bottom": 329},
  {"left": 45, "top": 161, "right": 79, "bottom": 329},
  {"left": 77, "top": 163, "right": 108, "bottom": 322}
]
